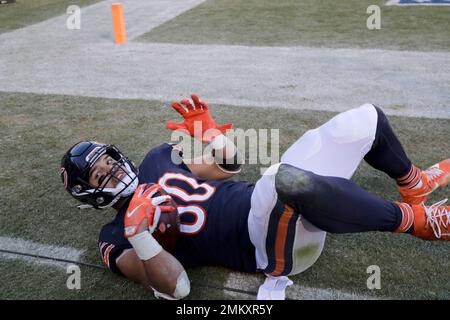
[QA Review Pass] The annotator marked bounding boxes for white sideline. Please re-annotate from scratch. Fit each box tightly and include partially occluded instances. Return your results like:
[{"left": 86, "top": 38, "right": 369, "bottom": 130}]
[
  {"left": 0, "top": 236, "right": 85, "bottom": 269},
  {"left": 386, "top": 0, "right": 450, "bottom": 6},
  {"left": 224, "top": 273, "right": 380, "bottom": 300}
]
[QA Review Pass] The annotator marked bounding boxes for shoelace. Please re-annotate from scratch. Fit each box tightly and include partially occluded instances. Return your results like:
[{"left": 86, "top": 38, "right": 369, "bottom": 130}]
[{"left": 424, "top": 199, "right": 449, "bottom": 239}]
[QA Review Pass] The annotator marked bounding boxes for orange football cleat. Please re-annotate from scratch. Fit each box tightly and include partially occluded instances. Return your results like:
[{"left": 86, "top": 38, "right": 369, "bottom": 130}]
[
  {"left": 410, "top": 200, "right": 450, "bottom": 241},
  {"left": 398, "top": 159, "right": 450, "bottom": 205}
]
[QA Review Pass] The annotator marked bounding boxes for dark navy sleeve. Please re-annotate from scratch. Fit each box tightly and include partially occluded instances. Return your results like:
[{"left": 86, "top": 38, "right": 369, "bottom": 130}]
[
  {"left": 138, "top": 143, "right": 192, "bottom": 182},
  {"left": 98, "top": 222, "right": 132, "bottom": 277}
]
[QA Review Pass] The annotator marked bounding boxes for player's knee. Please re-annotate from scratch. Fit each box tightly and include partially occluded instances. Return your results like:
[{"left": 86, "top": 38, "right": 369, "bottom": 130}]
[
  {"left": 371, "top": 104, "right": 393, "bottom": 142},
  {"left": 275, "top": 164, "right": 315, "bottom": 201},
  {"left": 372, "top": 104, "right": 387, "bottom": 124}
]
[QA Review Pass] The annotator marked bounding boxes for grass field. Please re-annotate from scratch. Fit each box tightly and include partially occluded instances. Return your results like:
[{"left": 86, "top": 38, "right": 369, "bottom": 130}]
[
  {"left": 138, "top": 0, "right": 450, "bottom": 51},
  {"left": 1, "top": 0, "right": 449, "bottom": 301},
  {"left": 1, "top": 91, "right": 449, "bottom": 299}
]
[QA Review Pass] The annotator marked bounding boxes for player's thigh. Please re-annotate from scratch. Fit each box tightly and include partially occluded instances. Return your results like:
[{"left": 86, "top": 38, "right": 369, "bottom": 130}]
[
  {"left": 289, "top": 217, "right": 326, "bottom": 275},
  {"left": 248, "top": 167, "right": 279, "bottom": 272},
  {"left": 248, "top": 166, "right": 326, "bottom": 276},
  {"left": 281, "top": 104, "right": 378, "bottom": 179}
]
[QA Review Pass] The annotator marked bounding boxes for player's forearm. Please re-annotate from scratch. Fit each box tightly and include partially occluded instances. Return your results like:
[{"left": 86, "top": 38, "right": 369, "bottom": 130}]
[
  {"left": 128, "top": 232, "right": 190, "bottom": 299},
  {"left": 142, "top": 250, "right": 188, "bottom": 298}
]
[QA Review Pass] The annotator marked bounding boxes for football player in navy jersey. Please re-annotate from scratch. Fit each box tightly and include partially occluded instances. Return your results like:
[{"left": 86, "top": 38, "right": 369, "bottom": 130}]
[{"left": 61, "top": 94, "right": 449, "bottom": 300}]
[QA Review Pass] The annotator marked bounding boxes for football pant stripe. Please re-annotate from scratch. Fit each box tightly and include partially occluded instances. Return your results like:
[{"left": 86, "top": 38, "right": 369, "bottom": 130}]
[
  {"left": 264, "top": 201, "right": 298, "bottom": 276},
  {"left": 272, "top": 205, "right": 292, "bottom": 275},
  {"left": 263, "top": 200, "right": 284, "bottom": 273},
  {"left": 280, "top": 207, "right": 298, "bottom": 276}
]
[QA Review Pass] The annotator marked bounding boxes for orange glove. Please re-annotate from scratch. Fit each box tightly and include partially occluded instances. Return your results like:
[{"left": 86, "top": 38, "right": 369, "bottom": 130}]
[
  {"left": 166, "top": 94, "right": 233, "bottom": 142},
  {"left": 124, "top": 184, "right": 175, "bottom": 238}
]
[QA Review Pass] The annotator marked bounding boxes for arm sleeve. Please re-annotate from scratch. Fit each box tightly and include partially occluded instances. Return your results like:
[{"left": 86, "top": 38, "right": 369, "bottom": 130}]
[{"left": 98, "top": 223, "right": 133, "bottom": 277}]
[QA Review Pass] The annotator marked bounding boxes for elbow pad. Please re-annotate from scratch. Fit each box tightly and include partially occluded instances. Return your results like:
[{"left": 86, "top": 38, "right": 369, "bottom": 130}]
[
  {"left": 213, "top": 150, "right": 242, "bottom": 174},
  {"left": 173, "top": 270, "right": 190, "bottom": 299},
  {"left": 153, "top": 271, "right": 191, "bottom": 300},
  {"left": 210, "top": 134, "right": 242, "bottom": 174}
]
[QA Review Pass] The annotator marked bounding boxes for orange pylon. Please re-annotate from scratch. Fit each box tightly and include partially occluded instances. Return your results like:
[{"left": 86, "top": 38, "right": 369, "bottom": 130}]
[{"left": 112, "top": 3, "right": 126, "bottom": 44}]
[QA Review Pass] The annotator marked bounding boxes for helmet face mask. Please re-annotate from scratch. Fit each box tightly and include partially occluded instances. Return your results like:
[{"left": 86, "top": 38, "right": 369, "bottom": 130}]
[{"left": 61, "top": 141, "right": 139, "bottom": 209}]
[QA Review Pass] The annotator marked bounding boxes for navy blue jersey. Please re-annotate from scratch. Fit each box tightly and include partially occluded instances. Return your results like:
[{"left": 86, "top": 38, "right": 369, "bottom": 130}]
[{"left": 98, "top": 143, "right": 257, "bottom": 276}]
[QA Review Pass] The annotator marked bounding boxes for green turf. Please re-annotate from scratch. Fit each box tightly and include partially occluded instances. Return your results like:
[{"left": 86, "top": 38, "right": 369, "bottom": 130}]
[
  {"left": 0, "top": 0, "right": 100, "bottom": 34},
  {"left": 0, "top": 91, "right": 449, "bottom": 299},
  {"left": 0, "top": 258, "right": 250, "bottom": 299},
  {"left": 138, "top": 0, "right": 450, "bottom": 51}
]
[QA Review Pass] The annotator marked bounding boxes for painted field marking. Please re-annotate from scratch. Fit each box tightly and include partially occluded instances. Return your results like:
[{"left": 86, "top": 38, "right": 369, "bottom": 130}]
[
  {"left": 224, "top": 272, "right": 381, "bottom": 300},
  {"left": 0, "top": 236, "right": 85, "bottom": 268},
  {"left": 386, "top": 0, "right": 450, "bottom": 6}
]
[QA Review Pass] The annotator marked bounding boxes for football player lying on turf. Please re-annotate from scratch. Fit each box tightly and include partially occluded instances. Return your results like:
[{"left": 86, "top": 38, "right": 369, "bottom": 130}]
[{"left": 60, "top": 94, "right": 450, "bottom": 300}]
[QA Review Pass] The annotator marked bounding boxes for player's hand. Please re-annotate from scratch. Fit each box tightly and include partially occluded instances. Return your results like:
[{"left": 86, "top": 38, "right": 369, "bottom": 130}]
[
  {"left": 124, "top": 184, "right": 175, "bottom": 238},
  {"left": 165, "top": 94, "right": 233, "bottom": 142}
]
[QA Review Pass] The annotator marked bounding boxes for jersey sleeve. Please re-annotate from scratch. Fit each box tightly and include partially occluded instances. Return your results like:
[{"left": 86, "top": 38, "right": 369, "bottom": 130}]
[
  {"left": 158, "top": 143, "right": 192, "bottom": 172},
  {"left": 138, "top": 143, "right": 192, "bottom": 182},
  {"left": 98, "top": 222, "right": 133, "bottom": 277}
]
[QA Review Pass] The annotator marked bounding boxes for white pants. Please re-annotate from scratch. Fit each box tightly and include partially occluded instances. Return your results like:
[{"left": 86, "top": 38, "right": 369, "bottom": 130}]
[{"left": 248, "top": 104, "right": 379, "bottom": 276}]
